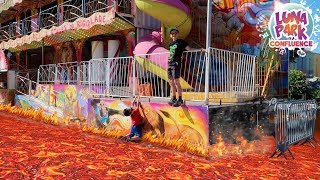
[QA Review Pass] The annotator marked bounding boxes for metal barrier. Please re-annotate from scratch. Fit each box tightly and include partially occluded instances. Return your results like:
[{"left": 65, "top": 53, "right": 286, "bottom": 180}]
[
  {"left": 208, "top": 47, "right": 257, "bottom": 99},
  {"left": 38, "top": 64, "right": 57, "bottom": 84},
  {"left": 37, "top": 48, "right": 258, "bottom": 102},
  {"left": 79, "top": 61, "right": 90, "bottom": 84},
  {"left": 16, "top": 75, "right": 65, "bottom": 110},
  {"left": 134, "top": 50, "right": 207, "bottom": 101},
  {"left": 57, "top": 62, "right": 79, "bottom": 84},
  {"left": 88, "top": 57, "right": 133, "bottom": 97},
  {"left": 271, "top": 100, "right": 319, "bottom": 159},
  {"left": 0, "top": 0, "right": 134, "bottom": 41}
]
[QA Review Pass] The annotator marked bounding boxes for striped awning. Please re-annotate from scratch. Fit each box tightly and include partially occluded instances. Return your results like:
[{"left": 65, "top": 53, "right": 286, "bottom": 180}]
[{"left": 0, "top": 8, "right": 134, "bottom": 52}]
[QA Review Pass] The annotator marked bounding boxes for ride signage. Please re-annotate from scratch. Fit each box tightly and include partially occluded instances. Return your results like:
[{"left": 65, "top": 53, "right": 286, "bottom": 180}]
[{"left": 0, "top": 10, "right": 115, "bottom": 49}]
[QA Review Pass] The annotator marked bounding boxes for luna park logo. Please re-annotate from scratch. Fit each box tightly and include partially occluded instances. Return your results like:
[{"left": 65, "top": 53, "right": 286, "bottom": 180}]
[{"left": 268, "top": 3, "right": 314, "bottom": 57}]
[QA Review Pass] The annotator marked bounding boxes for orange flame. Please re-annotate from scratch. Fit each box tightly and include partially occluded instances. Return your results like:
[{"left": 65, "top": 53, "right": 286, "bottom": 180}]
[{"left": 0, "top": 104, "right": 59, "bottom": 126}]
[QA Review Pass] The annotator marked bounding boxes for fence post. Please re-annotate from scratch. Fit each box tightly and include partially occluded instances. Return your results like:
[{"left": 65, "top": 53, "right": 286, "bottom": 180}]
[
  {"left": 54, "top": 65, "right": 58, "bottom": 84},
  {"left": 252, "top": 57, "right": 256, "bottom": 97},
  {"left": 132, "top": 57, "right": 136, "bottom": 96},
  {"left": 106, "top": 59, "right": 111, "bottom": 96},
  {"left": 82, "top": 0, "right": 86, "bottom": 17},
  {"left": 37, "top": 68, "right": 40, "bottom": 84},
  {"left": 205, "top": 0, "right": 212, "bottom": 105},
  {"left": 28, "top": 80, "right": 32, "bottom": 97},
  {"left": 88, "top": 61, "right": 91, "bottom": 94},
  {"left": 77, "top": 62, "right": 81, "bottom": 85}
]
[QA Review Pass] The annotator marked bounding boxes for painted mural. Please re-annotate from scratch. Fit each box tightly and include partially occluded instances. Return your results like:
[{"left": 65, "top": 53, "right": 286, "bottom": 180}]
[
  {"left": 0, "top": 90, "right": 8, "bottom": 103},
  {"left": 88, "top": 98, "right": 209, "bottom": 146},
  {"left": 14, "top": 83, "right": 210, "bottom": 145},
  {"left": 208, "top": 0, "right": 290, "bottom": 55},
  {"left": 22, "top": 84, "right": 92, "bottom": 120}
]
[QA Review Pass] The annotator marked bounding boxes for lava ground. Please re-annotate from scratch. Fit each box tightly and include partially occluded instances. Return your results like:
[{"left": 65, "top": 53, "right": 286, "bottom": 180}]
[{"left": 0, "top": 112, "right": 319, "bottom": 179}]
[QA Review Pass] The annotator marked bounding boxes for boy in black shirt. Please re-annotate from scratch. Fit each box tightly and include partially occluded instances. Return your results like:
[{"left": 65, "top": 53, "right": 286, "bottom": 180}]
[{"left": 167, "top": 27, "right": 193, "bottom": 107}]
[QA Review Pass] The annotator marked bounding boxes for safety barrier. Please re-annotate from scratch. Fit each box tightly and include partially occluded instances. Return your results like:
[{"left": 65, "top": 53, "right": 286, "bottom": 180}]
[
  {"left": 271, "top": 100, "right": 319, "bottom": 159},
  {"left": 208, "top": 48, "right": 257, "bottom": 99},
  {"left": 37, "top": 64, "right": 57, "bottom": 84},
  {"left": 134, "top": 50, "right": 207, "bottom": 101},
  {"left": 37, "top": 48, "right": 259, "bottom": 102},
  {"left": 88, "top": 57, "right": 133, "bottom": 97},
  {"left": 57, "top": 62, "right": 80, "bottom": 85},
  {"left": 16, "top": 75, "right": 65, "bottom": 113}
]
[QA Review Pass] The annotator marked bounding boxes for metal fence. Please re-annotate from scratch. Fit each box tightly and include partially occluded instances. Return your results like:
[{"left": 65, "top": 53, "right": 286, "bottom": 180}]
[
  {"left": 134, "top": 50, "right": 208, "bottom": 101},
  {"left": 16, "top": 74, "right": 66, "bottom": 111},
  {"left": 0, "top": 0, "right": 133, "bottom": 41},
  {"left": 89, "top": 57, "right": 133, "bottom": 97},
  {"left": 57, "top": 62, "right": 80, "bottom": 84},
  {"left": 271, "top": 100, "right": 319, "bottom": 159},
  {"left": 38, "top": 64, "right": 57, "bottom": 84},
  {"left": 208, "top": 48, "right": 257, "bottom": 100},
  {"left": 37, "top": 48, "right": 258, "bottom": 102}
]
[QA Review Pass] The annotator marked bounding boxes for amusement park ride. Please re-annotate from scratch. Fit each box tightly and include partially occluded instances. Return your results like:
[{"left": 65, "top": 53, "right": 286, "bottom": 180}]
[{"left": 0, "top": 0, "right": 289, "bottom": 145}]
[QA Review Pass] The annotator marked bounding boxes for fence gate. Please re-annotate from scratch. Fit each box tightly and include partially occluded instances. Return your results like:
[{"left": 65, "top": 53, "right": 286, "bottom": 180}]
[{"left": 271, "top": 100, "right": 319, "bottom": 159}]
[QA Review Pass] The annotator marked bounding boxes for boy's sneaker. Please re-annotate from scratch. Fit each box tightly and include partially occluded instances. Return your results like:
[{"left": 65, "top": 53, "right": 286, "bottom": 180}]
[
  {"left": 173, "top": 99, "right": 184, "bottom": 107},
  {"left": 168, "top": 98, "right": 177, "bottom": 105}
]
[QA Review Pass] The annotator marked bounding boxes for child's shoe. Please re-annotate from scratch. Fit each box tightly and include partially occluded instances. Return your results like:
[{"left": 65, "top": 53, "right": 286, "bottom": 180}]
[
  {"left": 173, "top": 99, "right": 183, "bottom": 107},
  {"left": 168, "top": 98, "right": 177, "bottom": 105}
]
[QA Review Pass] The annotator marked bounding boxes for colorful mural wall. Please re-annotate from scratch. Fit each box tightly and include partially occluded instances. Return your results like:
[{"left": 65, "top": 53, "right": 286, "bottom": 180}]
[
  {"left": 0, "top": 89, "right": 8, "bottom": 104},
  {"left": 208, "top": 0, "right": 290, "bottom": 55},
  {"left": 208, "top": 0, "right": 290, "bottom": 97},
  {"left": 32, "top": 84, "right": 91, "bottom": 119},
  {"left": 14, "top": 84, "right": 210, "bottom": 145},
  {"left": 88, "top": 98, "right": 209, "bottom": 145}
]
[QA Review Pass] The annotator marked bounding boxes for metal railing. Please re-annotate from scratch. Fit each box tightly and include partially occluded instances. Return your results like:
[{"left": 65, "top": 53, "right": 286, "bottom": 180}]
[
  {"left": 271, "top": 100, "right": 319, "bottom": 159},
  {"left": 40, "top": 6, "right": 58, "bottom": 29},
  {"left": 89, "top": 57, "right": 133, "bottom": 97},
  {"left": 57, "top": 62, "right": 79, "bottom": 84},
  {"left": 37, "top": 48, "right": 259, "bottom": 102},
  {"left": 61, "top": 0, "right": 82, "bottom": 22},
  {"left": 38, "top": 64, "right": 57, "bottom": 84},
  {"left": 16, "top": 74, "right": 66, "bottom": 113},
  {"left": 208, "top": 48, "right": 257, "bottom": 100},
  {"left": 0, "top": 0, "right": 133, "bottom": 41},
  {"left": 79, "top": 61, "right": 90, "bottom": 84},
  {"left": 85, "top": 0, "right": 110, "bottom": 18},
  {"left": 134, "top": 50, "right": 208, "bottom": 101},
  {"left": 17, "top": 69, "right": 38, "bottom": 82},
  {"left": 117, "top": 0, "right": 133, "bottom": 15}
]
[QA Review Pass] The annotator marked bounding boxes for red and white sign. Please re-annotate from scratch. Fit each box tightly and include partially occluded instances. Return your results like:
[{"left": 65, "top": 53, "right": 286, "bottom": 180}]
[{"left": 0, "top": 9, "right": 115, "bottom": 49}]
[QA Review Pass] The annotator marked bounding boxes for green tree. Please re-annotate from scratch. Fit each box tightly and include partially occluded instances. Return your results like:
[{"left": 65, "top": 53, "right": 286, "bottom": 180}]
[{"left": 289, "top": 70, "right": 307, "bottom": 100}]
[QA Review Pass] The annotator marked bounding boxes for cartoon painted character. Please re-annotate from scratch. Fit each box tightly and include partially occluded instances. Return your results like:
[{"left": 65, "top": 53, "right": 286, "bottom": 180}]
[
  {"left": 100, "top": 101, "right": 110, "bottom": 126},
  {"left": 65, "top": 86, "right": 77, "bottom": 118},
  {"left": 91, "top": 99, "right": 110, "bottom": 128}
]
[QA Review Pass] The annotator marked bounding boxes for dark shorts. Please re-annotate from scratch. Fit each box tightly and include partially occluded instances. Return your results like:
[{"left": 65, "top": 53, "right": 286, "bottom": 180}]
[
  {"left": 129, "top": 124, "right": 142, "bottom": 138},
  {"left": 168, "top": 62, "right": 181, "bottom": 79}
]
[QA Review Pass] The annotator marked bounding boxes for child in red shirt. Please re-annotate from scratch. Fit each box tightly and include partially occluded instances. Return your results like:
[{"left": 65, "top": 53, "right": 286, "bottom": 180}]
[{"left": 123, "top": 96, "right": 143, "bottom": 142}]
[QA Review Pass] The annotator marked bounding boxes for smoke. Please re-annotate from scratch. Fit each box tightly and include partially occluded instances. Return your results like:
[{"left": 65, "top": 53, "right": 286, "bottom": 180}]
[{"left": 208, "top": 103, "right": 275, "bottom": 156}]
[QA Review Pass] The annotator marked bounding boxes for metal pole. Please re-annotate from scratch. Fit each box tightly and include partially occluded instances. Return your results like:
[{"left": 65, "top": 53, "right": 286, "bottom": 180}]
[
  {"left": 42, "top": 40, "right": 44, "bottom": 65},
  {"left": 205, "top": 0, "right": 212, "bottom": 105},
  {"left": 26, "top": 51, "right": 28, "bottom": 69},
  {"left": 132, "top": 57, "right": 136, "bottom": 96}
]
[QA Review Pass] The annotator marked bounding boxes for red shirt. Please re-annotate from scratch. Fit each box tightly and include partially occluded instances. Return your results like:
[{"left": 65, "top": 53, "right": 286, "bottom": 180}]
[{"left": 131, "top": 109, "right": 142, "bottom": 125}]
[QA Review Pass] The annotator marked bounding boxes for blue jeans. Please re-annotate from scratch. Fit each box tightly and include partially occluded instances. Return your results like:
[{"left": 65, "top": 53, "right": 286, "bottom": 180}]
[{"left": 129, "top": 125, "right": 142, "bottom": 138}]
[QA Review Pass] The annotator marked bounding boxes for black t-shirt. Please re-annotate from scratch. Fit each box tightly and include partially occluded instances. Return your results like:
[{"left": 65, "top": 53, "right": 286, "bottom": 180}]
[{"left": 168, "top": 39, "right": 188, "bottom": 63}]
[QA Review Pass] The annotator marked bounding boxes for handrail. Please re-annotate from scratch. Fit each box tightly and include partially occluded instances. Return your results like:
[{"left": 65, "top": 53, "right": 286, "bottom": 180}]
[{"left": 0, "top": 0, "right": 130, "bottom": 42}]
